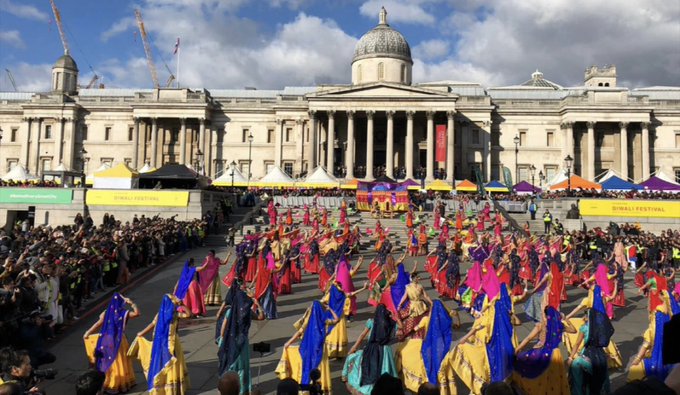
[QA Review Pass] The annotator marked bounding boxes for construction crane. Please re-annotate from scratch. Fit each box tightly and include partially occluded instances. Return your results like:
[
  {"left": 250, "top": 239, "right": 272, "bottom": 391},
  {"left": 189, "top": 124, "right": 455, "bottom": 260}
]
[
  {"left": 85, "top": 74, "right": 99, "bottom": 89},
  {"left": 163, "top": 62, "right": 176, "bottom": 87},
  {"left": 49, "top": 0, "right": 70, "bottom": 55},
  {"left": 5, "top": 69, "right": 17, "bottom": 91},
  {"left": 134, "top": 9, "right": 160, "bottom": 88}
]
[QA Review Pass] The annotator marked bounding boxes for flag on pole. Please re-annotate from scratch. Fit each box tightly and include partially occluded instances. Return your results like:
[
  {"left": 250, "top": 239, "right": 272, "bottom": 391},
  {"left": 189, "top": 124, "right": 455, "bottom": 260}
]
[{"left": 173, "top": 37, "right": 180, "bottom": 54}]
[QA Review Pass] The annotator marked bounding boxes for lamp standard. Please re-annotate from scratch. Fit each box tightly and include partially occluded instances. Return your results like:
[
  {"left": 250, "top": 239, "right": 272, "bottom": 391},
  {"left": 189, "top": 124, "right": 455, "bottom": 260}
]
[
  {"left": 194, "top": 149, "right": 203, "bottom": 175},
  {"left": 230, "top": 160, "right": 236, "bottom": 188},
  {"left": 513, "top": 134, "right": 520, "bottom": 183},
  {"left": 564, "top": 154, "right": 573, "bottom": 196},
  {"left": 79, "top": 148, "right": 88, "bottom": 187},
  {"left": 538, "top": 170, "right": 544, "bottom": 191},
  {"left": 530, "top": 164, "right": 536, "bottom": 196},
  {"left": 0, "top": 127, "right": 3, "bottom": 168},
  {"left": 247, "top": 132, "right": 254, "bottom": 187}
]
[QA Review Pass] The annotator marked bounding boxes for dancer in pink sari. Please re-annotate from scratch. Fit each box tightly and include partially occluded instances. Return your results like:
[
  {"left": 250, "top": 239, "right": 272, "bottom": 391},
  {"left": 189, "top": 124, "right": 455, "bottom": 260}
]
[
  {"left": 335, "top": 256, "right": 362, "bottom": 316},
  {"left": 594, "top": 263, "right": 615, "bottom": 319},
  {"left": 199, "top": 250, "right": 224, "bottom": 305}
]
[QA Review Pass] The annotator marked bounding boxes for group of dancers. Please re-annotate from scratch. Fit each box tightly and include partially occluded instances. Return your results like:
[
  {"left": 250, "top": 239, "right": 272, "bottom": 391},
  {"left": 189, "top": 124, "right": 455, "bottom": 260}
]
[{"left": 81, "top": 199, "right": 679, "bottom": 394}]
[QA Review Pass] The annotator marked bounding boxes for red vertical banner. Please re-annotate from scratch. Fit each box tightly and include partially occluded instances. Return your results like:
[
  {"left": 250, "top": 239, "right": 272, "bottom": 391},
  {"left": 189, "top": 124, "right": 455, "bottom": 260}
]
[{"left": 435, "top": 125, "right": 447, "bottom": 162}]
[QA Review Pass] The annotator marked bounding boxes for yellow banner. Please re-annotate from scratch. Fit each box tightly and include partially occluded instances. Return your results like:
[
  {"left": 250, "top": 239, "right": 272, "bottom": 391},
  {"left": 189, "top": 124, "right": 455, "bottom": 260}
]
[
  {"left": 86, "top": 190, "right": 189, "bottom": 207},
  {"left": 579, "top": 199, "right": 680, "bottom": 218}
]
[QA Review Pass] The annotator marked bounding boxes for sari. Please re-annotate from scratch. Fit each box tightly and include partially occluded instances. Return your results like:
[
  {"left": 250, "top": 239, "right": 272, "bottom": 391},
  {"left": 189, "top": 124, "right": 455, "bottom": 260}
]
[
  {"left": 84, "top": 293, "right": 135, "bottom": 393},
  {"left": 322, "top": 284, "right": 350, "bottom": 358},
  {"left": 343, "top": 305, "right": 398, "bottom": 395},
  {"left": 199, "top": 254, "right": 222, "bottom": 305},
  {"left": 217, "top": 284, "right": 253, "bottom": 394},
  {"left": 128, "top": 295, "right": 189, "bottom": 394},
  {"left": 628, "top": 293, "right": 672, "bottom": 382}
]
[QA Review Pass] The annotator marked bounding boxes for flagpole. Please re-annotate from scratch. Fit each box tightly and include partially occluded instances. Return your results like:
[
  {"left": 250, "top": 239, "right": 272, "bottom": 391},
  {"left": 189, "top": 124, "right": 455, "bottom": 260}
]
[{"left": 176, "top": 44, "right": 180, "bottom": 89}]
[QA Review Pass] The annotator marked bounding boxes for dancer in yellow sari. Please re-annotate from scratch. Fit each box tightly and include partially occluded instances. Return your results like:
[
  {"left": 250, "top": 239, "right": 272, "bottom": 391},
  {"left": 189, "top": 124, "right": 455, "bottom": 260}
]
[
  {"left": 128, "top": 294, "right": 189, "bottom": 395},
  {"left": 83, "top": 293, "right": 138, "bottom": 393}
]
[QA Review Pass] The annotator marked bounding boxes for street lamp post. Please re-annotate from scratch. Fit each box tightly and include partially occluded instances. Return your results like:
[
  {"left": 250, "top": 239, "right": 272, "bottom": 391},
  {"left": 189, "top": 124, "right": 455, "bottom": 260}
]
[
  {"left": 247, "top": 132, "right": 254, "bottom": 187},
  {"left": 230, "top": 160, "right": 236, "bottom": 188},
  {"left": 564, "top": 154, "right": 573, "bottom": 196},
  {"left": 80, "top": 148, "right": 88, "bottom": 187},
  {"left": 538, "top": 170, "right": 544, "bottom": 191},
  {"left": 194, "top": 149, "right": 203, "bottom": 175},
  {"left": 513, "top": 134, "right": 520, "bottom": 183},
  {"left": 530, "top": 164, "right": 536, "bottom": 196},
  {"left": 0, "top": 128, "right": 3, "bottom": 168}
]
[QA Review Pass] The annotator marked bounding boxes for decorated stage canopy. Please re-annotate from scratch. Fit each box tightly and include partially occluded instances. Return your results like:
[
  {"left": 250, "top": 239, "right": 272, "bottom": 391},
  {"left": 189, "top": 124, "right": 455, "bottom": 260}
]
[
  {"left": 512, "top": 180, "right": 541, "bottom": 195},
  {"left": 549, "top": 175, "right": 602, "bottom": 191},
  {"left": 356, "top": 180, "right": 410, "bottom": 211}
]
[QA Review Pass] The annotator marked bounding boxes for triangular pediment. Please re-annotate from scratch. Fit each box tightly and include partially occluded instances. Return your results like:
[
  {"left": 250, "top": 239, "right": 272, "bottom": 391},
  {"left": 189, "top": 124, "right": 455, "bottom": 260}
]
[{"left": 309, "top": 82, "right": 455, "bottom": 99}]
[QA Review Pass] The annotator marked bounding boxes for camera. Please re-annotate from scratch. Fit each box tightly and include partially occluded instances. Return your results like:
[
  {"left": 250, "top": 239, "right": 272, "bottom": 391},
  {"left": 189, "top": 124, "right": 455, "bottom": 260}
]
[
  {"left": 33, "top": 368, "right": 58, "bottom": 380},
  {"left": 252, "top": 341, "right": 271, "bottom": 354},
  {"left": 305, "top": 369, "right": 322, "bottom": 395}
]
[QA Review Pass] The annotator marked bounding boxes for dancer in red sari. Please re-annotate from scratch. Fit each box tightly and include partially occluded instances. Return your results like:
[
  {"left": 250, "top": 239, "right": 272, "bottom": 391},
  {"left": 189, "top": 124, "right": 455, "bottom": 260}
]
[
  {"left": 303, "top": 205, "right": 311, "bottom": 226},
  {"left": 286, "top": 208, "right": 293, "bottom": 227}
]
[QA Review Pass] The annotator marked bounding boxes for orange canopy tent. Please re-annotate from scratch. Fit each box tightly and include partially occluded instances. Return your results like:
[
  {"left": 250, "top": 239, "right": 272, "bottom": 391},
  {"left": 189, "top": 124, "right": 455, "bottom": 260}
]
[
  {"left": 455, "top": 179, "right": 478, "bottom": 192},
  {"left": 549, "top": 175, "right": 602, "bottom": 191}
]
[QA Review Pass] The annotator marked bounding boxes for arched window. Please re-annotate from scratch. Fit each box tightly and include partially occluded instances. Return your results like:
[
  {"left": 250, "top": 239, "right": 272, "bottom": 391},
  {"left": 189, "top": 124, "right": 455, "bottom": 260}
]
[
  {"left": 378, "top": 62, "right": 384, "bottom": 81},
  {"left": 604, "top": 82, "right": 610, "bottom": 87},
  {"left": 400, "top": 64, "right": 406, "bottom": 83},
  {"left": 357, "top": 64, "right": 362, "bottom": 83},
  {"left": 598, "top": 82, "right": 603, "bottom": 86}
]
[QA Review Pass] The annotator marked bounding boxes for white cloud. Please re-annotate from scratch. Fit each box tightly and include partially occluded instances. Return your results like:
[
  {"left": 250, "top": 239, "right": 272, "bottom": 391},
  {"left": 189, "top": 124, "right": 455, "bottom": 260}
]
[
  {"left": 269, "top": 0, "right": 313, "bottom": 10},
  {"left": 6, "top": 63, "right": 52, "bottom": 92},
  {"left": 413, "top": 39, "right": 449, "bottom": 61},
  {"left": 101, "top": 17, "right": 136, "bottom": 42},
  {"left": 0, "top": 30, "right": 24, "bottom": 48},
  {"left": 359, "top": 0, "right": 436, "bottom": 25},
  {"left": 0, "top": 0, "right": 49, "bottom": 22}
]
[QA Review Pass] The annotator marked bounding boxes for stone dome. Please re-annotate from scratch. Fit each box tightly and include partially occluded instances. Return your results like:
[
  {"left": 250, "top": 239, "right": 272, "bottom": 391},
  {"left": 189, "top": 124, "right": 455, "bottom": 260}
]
[
  {"left": 53, "top": 53, "right": 78, "bottom": 71},
  {"left": 352, "top": 7, "right": 412, "bottom": 64}
]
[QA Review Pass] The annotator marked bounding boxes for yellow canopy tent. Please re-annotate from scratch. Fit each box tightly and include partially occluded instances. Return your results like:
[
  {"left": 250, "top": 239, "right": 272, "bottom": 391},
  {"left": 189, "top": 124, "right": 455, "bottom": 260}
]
[
  {"left": 93, "top": 163, "right": 140, "bottom": 189},
  {"left": 426, "top": 179, "right": 453, "bottom": 191}
]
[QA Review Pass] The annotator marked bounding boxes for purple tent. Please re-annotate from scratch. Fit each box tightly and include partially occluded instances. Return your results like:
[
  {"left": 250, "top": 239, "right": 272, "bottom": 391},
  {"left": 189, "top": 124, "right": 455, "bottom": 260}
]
[
  {"left": 639, "top": 176, "right": 680, "bottom": 192},
  {"left": 512, "top": 180, "right": 542, "bottom": 194}
]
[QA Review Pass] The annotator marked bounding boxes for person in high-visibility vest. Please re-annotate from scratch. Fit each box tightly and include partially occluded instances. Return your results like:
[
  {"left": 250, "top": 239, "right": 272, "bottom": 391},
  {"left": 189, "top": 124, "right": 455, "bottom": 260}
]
[{"left": 543, "top": 210, "right": 552, "bottom": 234}]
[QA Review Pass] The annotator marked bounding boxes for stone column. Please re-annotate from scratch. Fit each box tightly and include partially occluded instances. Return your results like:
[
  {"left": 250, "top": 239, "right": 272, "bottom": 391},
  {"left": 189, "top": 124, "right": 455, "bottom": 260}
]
[
  {"left": 641, "top": 122, "right": 650, "bottom": 180},
  {"left": 21, "top": 118, "right": 31, "bottom": 168},
  {"left": 426, "top": 111, "right": 435, "bottom": 181},
  {"left": 132, "top": 118, "right": 140, "bottom": 168},
  {"left": 345, "top": 110, "right": 355, "bottom": 179},
  {"left": 561, "top": 122, "right": 574, "bottom": 160},
  {"left": 386, "top": 110, "right": 395, "bottom": 178},
  {"left": 296, "top": 118, "right": 304, "bottom": 175},
  {"left": 179, "top": 118, "right": 187, "bottom": 165},
  {"left": 309, "top": 111, "right": 318, "bottom": 168},
  {"left": 619, "top": 122, "right": 628, "bottom": 179},
  {"left": 64, "top": 118, "right": 76, "bottom": 171},
  {"left": 151, "top": 118, "right": 158, "bottom": 168},
  {"left": 327, "top": 111, "right": 335, "bottom": 173},
  {"left": 33, "top": 118, "right": 42, "bottom": 174},
  {"left": 586, "top": 121, "right": 595, "bottom": 180},
  {"left": 405, "top": 111, "right": 414, "bottom": 179},
  {"left": 275, "top": 118, "right": 283, "bottom": 167},
  {"left": 203, "top": 122, "right": 211, "bottom": 176},
  {"left": 366, "top": 110, "right": 375, "bottom": 180},
  {"left": 446, "top": 111, "right": 455, "bottom": 182},
  {"left": 54, "top": 118, "right": 64, "bottom": 165},
  {"left": 483, "top": 121, "right": 491, "bottom": 182}
]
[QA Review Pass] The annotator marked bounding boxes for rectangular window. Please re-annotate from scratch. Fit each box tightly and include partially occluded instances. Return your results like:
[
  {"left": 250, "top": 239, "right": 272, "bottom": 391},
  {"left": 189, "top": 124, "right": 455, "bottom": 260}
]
[
  {"left": 675, "top": 132, "right": 680, "bottom": 148},
  {"left": 544, "top": 165, "right": 557, "bottom": 183},
  {"left": 472, "top": 129, "right": 480, "bottom": 144},
  {"left": 105, "top": 127, "right": 111, "bottom": 141},
  {"left": 101, "top": 158, "right": 113, "bottom": 167},
  {"left": 519, "top": 130, "right": 527, "bottom": 146},
  {"left": 82, "top": 125, "right": 88, "bottom": 141},
  {"left": 306, "top": 127, "right": 310, "bottom": 142},
  {"left": 286, "top": 128, "right": 292, "bottom": 142},
  {"left": 124, "top": 158, "right": 132, "bottom": 167},
  {"left": 44, "top": 125, "right": 52, "bottom": 139},
  {"left": 41, "top": 158, "right": 52, "bottom": 172},
  {"left": 215, "top": 161, "right": 224, "bottom": 176},
  {"left": 267, "top": 129, "right": 274, "bottom": 143},
  {"left": 546, "top": 130, "right": 554, "bottom": 147},
  {"left": 10, "top": 128, "right": 17, "bottom": 142},
  {"left": 264, "top": 161, "right": 274, "bottom": 174},
  {"left": 242, "top": 129, "right": 249, "bottom": 143},
  {"left": 283, "top": 162, "right": 294, "bottom": 177},
  {"left": 674, "top": 168, "right": 680, "bottom": 184},
  {"left": 518, "top": 165, "right": 529, "bottom": 182},
  {"left": 6, "top": 159, "right": 18, "bottom": 173},
  {"left": 128, "top": 127, "right": 134, "bottom": 141},
  {"left": 239, "top": 160, "right": 250, "bottom": 178}
]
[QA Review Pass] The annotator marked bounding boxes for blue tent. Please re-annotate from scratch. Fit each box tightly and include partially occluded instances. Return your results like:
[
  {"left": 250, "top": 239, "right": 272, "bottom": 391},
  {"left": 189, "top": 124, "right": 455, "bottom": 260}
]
[
  {"left": 485, "top": 180, "right": 509, "bottom": 192},
  {"left": 600, "top": 175, "right": 640, "bottom": 191}
]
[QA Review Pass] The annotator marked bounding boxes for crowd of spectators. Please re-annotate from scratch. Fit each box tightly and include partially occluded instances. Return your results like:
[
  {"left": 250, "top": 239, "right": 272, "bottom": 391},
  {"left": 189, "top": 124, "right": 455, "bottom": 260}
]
[
  {"left": 0, "top": 213, "right": 209, "bottom": 390},
  {"left": 0, "top": 180, "right": 60, "bottom": 188}
]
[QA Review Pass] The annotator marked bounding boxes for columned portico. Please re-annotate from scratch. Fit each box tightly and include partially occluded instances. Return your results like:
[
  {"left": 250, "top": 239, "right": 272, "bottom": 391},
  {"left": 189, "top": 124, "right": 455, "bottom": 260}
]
[
  {"left": 150, "top": 118, "right": 158, "bottom": 168},
  {"left": 385, "top": 111, "right": 395, "bottom": 179},
  {"left": 641, "top": 122, "right": 650, "bottom": 180},
  {"left": 619, "top": 122, "right": 628, "bottom": 179},
  {"left": 345, "top": 111, "right": 355, "bottom": 179},
  {"left": 446, "top": 111, "right": 454, "bottom": 182},
  {"left": 179, "top": 118, "right": 187, "bottom": 165},
  {"left": 132, "top": 117, "right": 140, "bottom": 168},
  {"left": 327, "top": 111, "right": 335, "bottom": 171},
  {"left": 405, "top": 111, "right": 414, "bottom": 180},
  {"left": 586, "top": 121, "right": 595, "bottom": 180}
]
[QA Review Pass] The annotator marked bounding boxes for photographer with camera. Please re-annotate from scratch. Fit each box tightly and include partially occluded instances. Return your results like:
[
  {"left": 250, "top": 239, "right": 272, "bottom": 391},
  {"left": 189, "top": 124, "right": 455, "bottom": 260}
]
[{"left": 0, "top": 348, "right": 55, "bottom": 394}]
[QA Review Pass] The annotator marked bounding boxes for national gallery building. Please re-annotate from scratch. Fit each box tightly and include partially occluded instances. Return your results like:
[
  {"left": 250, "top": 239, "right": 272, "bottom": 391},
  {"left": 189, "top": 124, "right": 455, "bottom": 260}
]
[{"left": 1, "top": 8, "right": 679, "bottom": 186}]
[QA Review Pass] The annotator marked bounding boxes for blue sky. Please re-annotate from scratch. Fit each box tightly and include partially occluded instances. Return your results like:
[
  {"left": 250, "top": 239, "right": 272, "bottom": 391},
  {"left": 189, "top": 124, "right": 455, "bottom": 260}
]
[{"left": 1, "top": 0, "right": 678, "bottom": 91}]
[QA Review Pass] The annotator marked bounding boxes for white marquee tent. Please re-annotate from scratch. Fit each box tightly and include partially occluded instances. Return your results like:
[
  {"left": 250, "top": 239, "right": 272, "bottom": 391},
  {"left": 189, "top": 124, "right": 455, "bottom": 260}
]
[
  {"left": 212, "top": 163, "right": 249, "bottom": 187},
  {"left": 1, "top": 164, "right": 37, "bottom": 182},
  {"left": 255, "top": 166, "right": 295, "bottom": 187}
]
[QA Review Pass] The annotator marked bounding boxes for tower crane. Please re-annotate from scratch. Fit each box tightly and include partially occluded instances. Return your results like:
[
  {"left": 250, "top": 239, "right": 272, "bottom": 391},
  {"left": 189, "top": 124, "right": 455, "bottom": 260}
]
[
  {"left": 134, "top": 9, "right": 160, "bottom": 88},
  {"left": 5, "top": 69, "right": 17, "bottom": 91},
  {"left": 48, "top": 0, "right": 70, "bottom": 55}
]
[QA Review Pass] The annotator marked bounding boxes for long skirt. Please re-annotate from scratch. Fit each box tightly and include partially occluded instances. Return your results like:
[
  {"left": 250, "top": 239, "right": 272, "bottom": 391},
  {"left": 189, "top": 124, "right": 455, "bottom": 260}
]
[
  {"left": 276, "top": 345, "right": 331, "bottom": 392},
  {"left": 245, "top": 257, "right": 257, "bottom": 283},
  {"left": 451, "top": 340, "right": 490, "bottom": 395},
  {"left": 218, "top": 340, "right": 251, "bottom": 395},
  {"left": 342, "top": 347, "right": 397, "bottom": 395},
  {"left": 326, "top": 317, "right": 348, "bottom": 359},
  {"left": 181, "top": 280, "right": 206, "bottom": 317},
  {"left": 511, "top": 348, "right": 569, "bottom": 395},
  {"left": 128, "top": 336, "right": 189, "bottom": 395},
  {"left": 259, "top": 284, "right": 277, "bottom": 320},
  {"left": 277, "top": 267, "right": 292, "bottom": 295},
  {"left": 318, "top": 270, "right": 332, "bottom": 292},
  {"left": 305, "top": 254, "right": 320, "bottom": 274},
  {"left": 84, "top": 334, "right": 136, "bottom": 393},
  {"left": 563, "top": 318, "right": 623, "bottom": 369},
  {"left": 291, "top": 260, "right": 302, "bottom": 284},
  {"left": 204, "top": 275, "right": 222, "bottom": 306}
]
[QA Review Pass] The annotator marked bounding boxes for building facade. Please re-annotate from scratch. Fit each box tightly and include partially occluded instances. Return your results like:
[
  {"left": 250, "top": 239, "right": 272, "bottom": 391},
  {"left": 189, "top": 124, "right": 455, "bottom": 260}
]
[{"left": 1, "top": 8, "right": 679, "bottom": 185}]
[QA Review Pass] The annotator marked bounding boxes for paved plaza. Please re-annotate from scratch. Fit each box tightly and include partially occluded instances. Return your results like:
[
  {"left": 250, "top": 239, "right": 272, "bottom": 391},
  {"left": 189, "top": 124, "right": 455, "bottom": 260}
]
[{"left": 42, "top": 239, "right": 654, "bottom": 394}]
